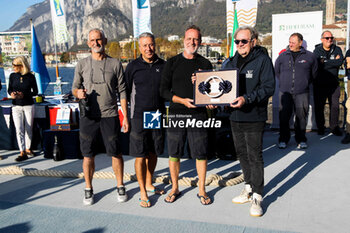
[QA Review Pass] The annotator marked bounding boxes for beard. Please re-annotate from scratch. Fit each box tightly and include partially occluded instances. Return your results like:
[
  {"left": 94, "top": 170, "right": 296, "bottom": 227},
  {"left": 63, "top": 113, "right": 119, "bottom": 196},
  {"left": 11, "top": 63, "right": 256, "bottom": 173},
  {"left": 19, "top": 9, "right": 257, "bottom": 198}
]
[
  {"left": 91, "top": 45, "right": 104, "bottom": 53},
  {"left": 184, "top": 45, "right": 199, "bottom": 55}
]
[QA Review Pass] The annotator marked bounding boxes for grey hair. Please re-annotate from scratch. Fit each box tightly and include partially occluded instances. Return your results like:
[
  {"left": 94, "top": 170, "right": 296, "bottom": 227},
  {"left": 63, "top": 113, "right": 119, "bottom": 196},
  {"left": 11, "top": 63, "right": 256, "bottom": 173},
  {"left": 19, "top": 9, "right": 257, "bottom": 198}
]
[
  {"left": 233, "top": 26, "right": 259, "bottom": 40},
  {"left": 185, "top": 25, "right": 202, "bottom": 41},
  {"left": 321, "top": 30, "right": 333, "bottom": 38},
  {"left": 138, "top": 32, "right": 155, "bottom": 43},
  {"left": 88, "top": 28, "right": 106, "bottom": 39}
]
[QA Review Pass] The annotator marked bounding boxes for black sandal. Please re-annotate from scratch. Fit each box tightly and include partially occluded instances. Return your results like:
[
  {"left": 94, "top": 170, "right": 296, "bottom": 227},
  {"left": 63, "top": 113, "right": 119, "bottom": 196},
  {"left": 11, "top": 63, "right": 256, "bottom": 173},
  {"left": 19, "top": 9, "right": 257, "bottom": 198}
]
[
  {"left": 164, "top": 192, "right": 181, "bottom": 203},
  {"left": 15, "top": 155, "right": 28, "bottom": 162},
  {"left": 197, "top": 193, "right": 212, "bottom": 205}
]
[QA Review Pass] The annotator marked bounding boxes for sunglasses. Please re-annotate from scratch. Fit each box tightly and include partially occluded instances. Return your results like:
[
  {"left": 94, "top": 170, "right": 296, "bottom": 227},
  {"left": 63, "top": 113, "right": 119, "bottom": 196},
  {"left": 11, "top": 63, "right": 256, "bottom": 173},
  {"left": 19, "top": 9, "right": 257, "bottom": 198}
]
[
  {"left": 322, "top": 37, "right": 334, "bottom": 40},
  {"left": 234, "top": 39, "right": 250, "bottom": 45},
  {"left": 12, "top": 63, "right": 22, "bottom": 67}
]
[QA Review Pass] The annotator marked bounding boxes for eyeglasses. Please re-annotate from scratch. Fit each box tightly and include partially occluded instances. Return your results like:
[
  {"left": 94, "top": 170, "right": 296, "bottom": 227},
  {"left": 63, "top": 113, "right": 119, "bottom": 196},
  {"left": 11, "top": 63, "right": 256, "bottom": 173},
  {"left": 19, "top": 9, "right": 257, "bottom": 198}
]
[
  {"left": 12, "top": 63, "right": 22, "bottom": 67},
  {"left": 234, "top": 39, "right": 250, "bottom": 45},
  {"left": 322, "top": 37, "right": 334, "bottom": 40}
]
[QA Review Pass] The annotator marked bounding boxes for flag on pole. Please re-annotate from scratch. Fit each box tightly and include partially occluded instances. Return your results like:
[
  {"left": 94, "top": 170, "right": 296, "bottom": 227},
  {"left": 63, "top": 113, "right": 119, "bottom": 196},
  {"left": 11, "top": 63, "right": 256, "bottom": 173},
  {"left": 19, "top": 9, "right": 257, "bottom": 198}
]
[
  {"left": 132, "top": 0, "right": 152, "bottom": 38},
  {"left": 50, "top": 0, "right": 69, "bottom": 44},
  {"left": 31, "top": 24, "right": 51, "bottom": 94},
  {"left": 227, "top": 0, "right": 258, "bottom": 57},
  {"left": 227, "top": 0, "right": 258, "bottom": 30},
  {"left": 236, "top": 0, "right": 258, "bottom": 27},
  {"left": 230, "top": 9, "right": 239, "bottom": 57}
]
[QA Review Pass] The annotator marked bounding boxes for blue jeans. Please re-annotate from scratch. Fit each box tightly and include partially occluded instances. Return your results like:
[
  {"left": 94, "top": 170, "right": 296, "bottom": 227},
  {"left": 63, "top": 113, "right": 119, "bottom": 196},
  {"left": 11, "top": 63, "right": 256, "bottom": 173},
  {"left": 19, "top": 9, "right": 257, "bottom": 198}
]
[{"left": 230, "top": 121, "right": 265, "bottom": 195}]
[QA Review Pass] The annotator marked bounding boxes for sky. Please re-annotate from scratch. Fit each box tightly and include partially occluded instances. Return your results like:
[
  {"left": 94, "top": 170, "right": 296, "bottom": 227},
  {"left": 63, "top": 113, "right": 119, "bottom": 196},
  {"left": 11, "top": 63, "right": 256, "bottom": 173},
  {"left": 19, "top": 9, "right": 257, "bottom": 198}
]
[{"left": 0, "top": 0, "right": 45, "bottom": 31}]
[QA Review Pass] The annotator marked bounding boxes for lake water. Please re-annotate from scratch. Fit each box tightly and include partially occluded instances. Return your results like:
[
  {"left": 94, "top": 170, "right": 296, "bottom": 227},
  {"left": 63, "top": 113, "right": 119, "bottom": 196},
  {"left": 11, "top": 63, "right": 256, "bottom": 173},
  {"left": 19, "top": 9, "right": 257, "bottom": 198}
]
[{"left": 0, "top": 67, "right": 75, "bottom": 99}]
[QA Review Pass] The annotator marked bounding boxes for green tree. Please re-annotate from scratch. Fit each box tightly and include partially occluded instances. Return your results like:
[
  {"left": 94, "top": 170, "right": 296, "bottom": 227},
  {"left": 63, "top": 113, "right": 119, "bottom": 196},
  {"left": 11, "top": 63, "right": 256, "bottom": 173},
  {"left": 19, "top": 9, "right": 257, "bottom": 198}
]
[
  {"left": 122, "top": 42, "right": 138, "bottom": 60},
  {"left": 107, "top": 41, "right": 121, "bottom": 58},
  {"left": 60, "top": 52, "right": 70, "bottom": 63}
]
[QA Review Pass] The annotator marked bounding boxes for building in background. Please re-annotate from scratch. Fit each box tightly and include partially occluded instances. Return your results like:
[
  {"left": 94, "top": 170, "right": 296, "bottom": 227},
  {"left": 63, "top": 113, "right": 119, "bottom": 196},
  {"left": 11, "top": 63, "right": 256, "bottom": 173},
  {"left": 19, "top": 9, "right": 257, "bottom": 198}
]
[
  {"left": 168, "top": 35, "right": 179, "bottom": 41},
  {"left": 0, "top": 32, "right": 31, "bottom": 59},
  {"left": 326, "top": 0, "right": 336, "bottom": 25},
  {"left": 323, "top": 0, "right": 346, "bottom": 52}
]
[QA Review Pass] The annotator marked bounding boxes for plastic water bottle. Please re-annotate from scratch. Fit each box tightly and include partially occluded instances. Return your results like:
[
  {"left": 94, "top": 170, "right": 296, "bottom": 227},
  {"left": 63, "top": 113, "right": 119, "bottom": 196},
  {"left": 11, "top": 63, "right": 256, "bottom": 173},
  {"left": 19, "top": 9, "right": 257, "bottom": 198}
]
[
  {"left": 54, "top": 84, "right": 62, "bottom": 95},
  {"left": 54, "top": 77, "right": 62, "bottom": 95}
]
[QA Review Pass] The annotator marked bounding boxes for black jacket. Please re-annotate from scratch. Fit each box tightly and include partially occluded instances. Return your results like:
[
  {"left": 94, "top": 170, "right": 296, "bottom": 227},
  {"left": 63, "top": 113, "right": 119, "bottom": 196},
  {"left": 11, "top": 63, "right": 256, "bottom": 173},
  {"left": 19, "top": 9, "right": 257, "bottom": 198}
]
[
  {"left": 125, "top": 55, "right": 166, "bottom": 119},
  {"left": 222, "top": 46, "right": 275, "bottom": 122},
  {"left": 313, "top": 43, "right": 343, "bottom": 87},
  {"left": 275, "top": 47, "right": 318, "bottom": 94},
  {"left": 8, "top": 72, "right": 38, "bottom": 106}
]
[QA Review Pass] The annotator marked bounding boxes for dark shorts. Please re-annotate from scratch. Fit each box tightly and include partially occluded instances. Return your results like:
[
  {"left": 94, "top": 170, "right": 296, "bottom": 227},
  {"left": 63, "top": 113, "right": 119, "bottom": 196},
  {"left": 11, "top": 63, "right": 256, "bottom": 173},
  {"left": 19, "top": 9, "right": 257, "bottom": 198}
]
[
  {"left": 167, "top": 127, "right": 209, "bottom": 160},
  {"left": 80, "top": 116, "right": 121, "bottom": 158},
  {"left": 129, "top": 118, "right": 164, "bottom": 157}
]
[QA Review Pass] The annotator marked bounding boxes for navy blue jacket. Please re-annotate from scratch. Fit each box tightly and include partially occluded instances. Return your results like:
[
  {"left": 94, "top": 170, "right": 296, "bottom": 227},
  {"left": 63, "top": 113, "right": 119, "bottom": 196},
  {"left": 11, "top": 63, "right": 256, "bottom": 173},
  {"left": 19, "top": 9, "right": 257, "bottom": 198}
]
[
  {"left": 313, "top": 43, "right": 343, "bottom": 87},
  {"left": 222, "top": 46, "right": 275, "bottom": 122},
  {"left": 275, "top": 47, "right": 318, "bottom": 95},
  {"left": 125, "top": 55, "right": 166, "bottom": 119}
]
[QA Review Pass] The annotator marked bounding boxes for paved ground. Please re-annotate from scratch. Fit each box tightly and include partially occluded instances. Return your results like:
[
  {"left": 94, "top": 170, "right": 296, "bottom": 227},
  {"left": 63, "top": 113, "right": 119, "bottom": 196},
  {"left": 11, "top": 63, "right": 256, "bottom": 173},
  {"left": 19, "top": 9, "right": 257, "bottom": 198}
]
[{"left": 0, "top": 130, "right": 349, "bottom": 233}]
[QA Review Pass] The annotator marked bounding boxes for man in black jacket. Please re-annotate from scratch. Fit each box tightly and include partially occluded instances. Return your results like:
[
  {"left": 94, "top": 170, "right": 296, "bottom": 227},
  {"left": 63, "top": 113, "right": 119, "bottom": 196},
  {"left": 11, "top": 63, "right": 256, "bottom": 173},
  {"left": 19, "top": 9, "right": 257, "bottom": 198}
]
[
  {"left": 125, "top": 32, "right": 166, "bottom": 208},
  {"left": 275, "top": 33, "right": 318, "bottom": 149},
  {"left": 222, "top": 26, "right": 275, "bottom": 217},
  {"left": 313, "top": 31, "right": 343, "bottom": 136}
]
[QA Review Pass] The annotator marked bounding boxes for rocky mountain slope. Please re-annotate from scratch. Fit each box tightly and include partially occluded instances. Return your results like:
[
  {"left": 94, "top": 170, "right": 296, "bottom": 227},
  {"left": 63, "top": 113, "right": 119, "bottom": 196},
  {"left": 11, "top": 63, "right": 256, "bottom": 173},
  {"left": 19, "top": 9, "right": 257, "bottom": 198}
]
[{"left": 7, "top": 0, "right": 346, "bottom": 52}]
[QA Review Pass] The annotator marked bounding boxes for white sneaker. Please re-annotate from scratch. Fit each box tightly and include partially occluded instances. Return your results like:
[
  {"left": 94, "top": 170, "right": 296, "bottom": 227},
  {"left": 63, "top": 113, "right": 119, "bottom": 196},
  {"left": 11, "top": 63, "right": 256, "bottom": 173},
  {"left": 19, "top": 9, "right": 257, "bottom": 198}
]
[
  {"left": 298, "top": 142, "right": 307, "bottom": 149},
  {"left": 250, "top": 193, "right": 263, "bottom": 217},
  {"left": 232, "top": 184, "right": 252, "bottom": 204},
  {"left": 278, "top": 142, "right": 287, "bottom": 149},
  {"left": 83, "top": 188, "right": 94, "bottom": 206},
  {"left": 116, "top": 186, "right": 128, "bottom": 203}
]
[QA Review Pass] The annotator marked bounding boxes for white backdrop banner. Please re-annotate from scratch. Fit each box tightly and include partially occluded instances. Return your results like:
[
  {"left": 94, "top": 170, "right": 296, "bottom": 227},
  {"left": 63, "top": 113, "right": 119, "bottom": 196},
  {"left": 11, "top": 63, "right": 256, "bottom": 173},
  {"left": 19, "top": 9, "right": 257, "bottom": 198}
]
[{"left": 271, "top": 11, "right": 323, "bottom": 129}]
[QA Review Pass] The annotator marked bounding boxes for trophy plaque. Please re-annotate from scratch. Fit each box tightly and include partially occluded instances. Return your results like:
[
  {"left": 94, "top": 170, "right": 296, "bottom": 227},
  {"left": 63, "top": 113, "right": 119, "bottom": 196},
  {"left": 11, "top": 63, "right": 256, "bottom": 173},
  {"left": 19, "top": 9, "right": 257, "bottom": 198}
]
[{"left": 193, "top": 69, "right": 238, "bottom": 106}]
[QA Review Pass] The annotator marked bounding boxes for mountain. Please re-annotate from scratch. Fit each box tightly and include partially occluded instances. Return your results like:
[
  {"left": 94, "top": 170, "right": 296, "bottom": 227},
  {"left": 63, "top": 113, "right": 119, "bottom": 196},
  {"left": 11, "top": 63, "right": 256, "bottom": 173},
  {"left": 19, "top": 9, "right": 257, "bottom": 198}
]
[{"left": 7, "top": 0, "right": 347, "bottom": 52}]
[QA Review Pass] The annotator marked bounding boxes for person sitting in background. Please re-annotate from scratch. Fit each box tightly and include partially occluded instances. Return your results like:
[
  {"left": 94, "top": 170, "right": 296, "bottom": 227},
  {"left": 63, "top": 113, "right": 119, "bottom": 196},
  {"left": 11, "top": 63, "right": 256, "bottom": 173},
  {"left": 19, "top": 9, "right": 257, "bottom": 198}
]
[{"left": 8, "top": 56, "right": 38, "bottom": 162}]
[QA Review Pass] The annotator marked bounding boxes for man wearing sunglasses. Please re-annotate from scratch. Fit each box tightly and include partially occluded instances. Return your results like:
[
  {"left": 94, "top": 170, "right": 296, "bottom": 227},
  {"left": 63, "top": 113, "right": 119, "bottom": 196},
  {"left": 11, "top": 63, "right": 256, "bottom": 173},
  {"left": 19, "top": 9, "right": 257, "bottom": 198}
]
[
  {"left": 72, "top": 28, "right": 129, "bottom": 206},
  {"left": 221, "top": 26, "right": 275, "bottom": 217},
  {"left": 275, "top": 33, "right": 318, "bottom": 150},
  {"left": 313, "top": 31, "right": 343, "bottom": 136}
]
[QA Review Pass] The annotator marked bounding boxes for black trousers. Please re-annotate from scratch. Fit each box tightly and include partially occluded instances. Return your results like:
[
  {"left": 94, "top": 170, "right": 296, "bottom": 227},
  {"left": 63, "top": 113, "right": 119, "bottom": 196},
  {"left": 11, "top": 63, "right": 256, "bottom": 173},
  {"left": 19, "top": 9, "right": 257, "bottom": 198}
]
[
  {"left": 230, "top": 121, "right": 265, "bottom": 195},
  {"left": 279, "top": 92, "right": 309, "bottom": 143},
  {"left": 313, "top": 85, "right": 340, "bottom": 131}
]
